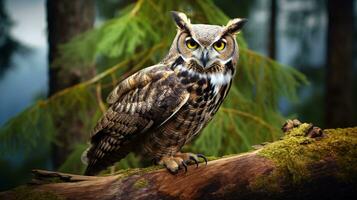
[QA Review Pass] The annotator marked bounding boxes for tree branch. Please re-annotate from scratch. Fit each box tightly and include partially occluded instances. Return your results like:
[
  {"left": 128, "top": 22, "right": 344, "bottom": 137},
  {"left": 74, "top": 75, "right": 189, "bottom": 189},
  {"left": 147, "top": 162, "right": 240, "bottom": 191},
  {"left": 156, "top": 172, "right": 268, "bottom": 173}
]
[{"left": 1, "top": 124, "right": 356, "bottom": 200}]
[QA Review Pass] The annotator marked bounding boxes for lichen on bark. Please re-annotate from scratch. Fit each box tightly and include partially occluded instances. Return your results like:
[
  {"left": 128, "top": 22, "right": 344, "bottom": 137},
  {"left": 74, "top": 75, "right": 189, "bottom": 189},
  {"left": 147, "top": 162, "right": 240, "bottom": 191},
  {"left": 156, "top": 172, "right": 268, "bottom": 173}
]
[{"left": 133, "top": 178, "right": 149, "bottom": 189}]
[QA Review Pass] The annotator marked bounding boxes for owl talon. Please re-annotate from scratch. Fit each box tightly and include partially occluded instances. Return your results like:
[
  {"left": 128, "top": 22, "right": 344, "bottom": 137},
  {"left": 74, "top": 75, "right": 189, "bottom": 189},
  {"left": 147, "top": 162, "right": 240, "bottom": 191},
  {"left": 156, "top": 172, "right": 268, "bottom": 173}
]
[
  {"left": 182, "top": 161, "right": 188, "bottom": 172},
  {"left": 189, "top": 155, "right": 199, "bottom": 168},
  {"left": 159, "top": 153, "right": 208, "bottom": 174},
  {"left": 176, "top": 152, "right": 207, "bottom": 167},
  {"left": 197, "top": 154, "right": 208, "bottom": 165}
]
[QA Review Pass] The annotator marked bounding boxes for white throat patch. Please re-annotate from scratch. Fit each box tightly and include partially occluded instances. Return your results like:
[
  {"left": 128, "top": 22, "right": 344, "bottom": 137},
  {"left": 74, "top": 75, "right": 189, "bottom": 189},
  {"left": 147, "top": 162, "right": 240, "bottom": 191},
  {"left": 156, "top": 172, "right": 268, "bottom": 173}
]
[
  {"left": 207, "top": 73, "right": 232, "bottom": 94},
  {"left": 175, "top": 64, "right": 232, "bottom": 95},
  {"left": 207, "top": 73, "right": 232, "bottom": 86}
]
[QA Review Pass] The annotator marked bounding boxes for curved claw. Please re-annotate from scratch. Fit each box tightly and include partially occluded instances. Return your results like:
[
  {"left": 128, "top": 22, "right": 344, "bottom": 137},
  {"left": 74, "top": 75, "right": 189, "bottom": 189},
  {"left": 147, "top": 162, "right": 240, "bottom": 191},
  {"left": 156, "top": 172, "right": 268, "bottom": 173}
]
[
  {"left": 197, "top": 154, "right": 208, "bottom": 165},
  {"left": 181, "top": 161, "right": 188, "bottom": 172},
  {"left": 189, "top": 155, "right": 199, "bottom": 168}
]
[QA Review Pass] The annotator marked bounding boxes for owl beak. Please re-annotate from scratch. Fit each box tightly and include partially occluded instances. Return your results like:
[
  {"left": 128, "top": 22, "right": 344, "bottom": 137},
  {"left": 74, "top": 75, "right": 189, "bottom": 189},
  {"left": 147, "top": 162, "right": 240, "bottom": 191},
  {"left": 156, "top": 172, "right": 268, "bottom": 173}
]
[{"left": 200, "top": 50, "right": 209, "bottom": 68}]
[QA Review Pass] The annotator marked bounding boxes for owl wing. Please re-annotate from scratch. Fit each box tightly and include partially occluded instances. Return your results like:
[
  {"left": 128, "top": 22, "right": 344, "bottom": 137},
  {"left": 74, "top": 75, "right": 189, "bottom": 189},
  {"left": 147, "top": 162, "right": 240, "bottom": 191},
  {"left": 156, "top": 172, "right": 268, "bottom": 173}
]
[{"left": 84, "top": 65, "right": 189, "bottom": 175}]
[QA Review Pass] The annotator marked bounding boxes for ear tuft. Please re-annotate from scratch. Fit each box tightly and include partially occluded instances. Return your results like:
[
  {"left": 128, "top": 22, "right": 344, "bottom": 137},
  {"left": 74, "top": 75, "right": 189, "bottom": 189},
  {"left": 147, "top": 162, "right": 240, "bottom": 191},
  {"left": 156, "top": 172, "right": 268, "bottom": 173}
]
[
  {"left": 171, "top": 11, "right": 191, "bottom": 31},
  {"left": 224, "top": 18, "right": 248, "bottom": 35}
]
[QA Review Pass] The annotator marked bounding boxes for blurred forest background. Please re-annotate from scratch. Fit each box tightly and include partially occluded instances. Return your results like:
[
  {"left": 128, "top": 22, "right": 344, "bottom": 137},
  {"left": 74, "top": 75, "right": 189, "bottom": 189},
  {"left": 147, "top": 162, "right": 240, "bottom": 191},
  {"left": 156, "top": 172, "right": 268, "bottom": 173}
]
[{"left": 0, "top": 0, "right": 356, "bottom": 191}]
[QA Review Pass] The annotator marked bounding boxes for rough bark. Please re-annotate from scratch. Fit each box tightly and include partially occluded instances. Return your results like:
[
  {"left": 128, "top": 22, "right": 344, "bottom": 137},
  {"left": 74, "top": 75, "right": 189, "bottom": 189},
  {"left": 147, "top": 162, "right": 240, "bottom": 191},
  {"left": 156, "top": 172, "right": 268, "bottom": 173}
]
[
  {"left": 46, "top": 0, "right": 95, "bottom": 168},
  {"left": 0, "top": 124, "right": 356, "bottom": 200},
  {"left": 325, "top": 0, "right": 355, "bottom": 128},
  {"left": 268, "top": 0, "right": 277, "bottom": 59},
  {"left": 47, "top": 0, "right": 95, "bottom": 94}
]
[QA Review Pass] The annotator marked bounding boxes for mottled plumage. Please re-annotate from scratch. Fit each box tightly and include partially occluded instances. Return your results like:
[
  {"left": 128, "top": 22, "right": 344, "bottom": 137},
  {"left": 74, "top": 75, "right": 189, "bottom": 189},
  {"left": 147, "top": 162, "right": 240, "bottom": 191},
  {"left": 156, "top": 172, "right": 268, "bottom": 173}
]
[{"left": 84, "top": 11, "right": 247, "bottom": 175}]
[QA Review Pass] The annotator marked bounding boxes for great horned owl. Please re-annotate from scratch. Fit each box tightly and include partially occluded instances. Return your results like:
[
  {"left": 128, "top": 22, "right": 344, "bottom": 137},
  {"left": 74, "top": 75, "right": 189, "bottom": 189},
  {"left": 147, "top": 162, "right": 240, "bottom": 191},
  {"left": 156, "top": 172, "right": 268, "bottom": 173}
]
[{"left": 83, "top": 11, "right": 247, "bottom": 175}]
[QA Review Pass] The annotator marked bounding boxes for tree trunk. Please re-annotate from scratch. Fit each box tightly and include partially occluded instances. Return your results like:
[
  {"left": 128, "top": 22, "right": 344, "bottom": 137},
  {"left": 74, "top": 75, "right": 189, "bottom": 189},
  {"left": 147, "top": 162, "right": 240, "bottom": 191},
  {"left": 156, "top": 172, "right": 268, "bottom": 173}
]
[
  {"left": 268, "top": 0, "right": 277, "bottom": 59},
  {"left": 47, "top": 0, "right": 95, "bottom": 95},
  {"left": 46, "top": 0, "right": 95, "bottom": 167},
  {"left": 1, "top": 124, "right": 356, "bottom": 200},
  {"left": 325, "top": 0, "right": 354, "bottom": 128}
]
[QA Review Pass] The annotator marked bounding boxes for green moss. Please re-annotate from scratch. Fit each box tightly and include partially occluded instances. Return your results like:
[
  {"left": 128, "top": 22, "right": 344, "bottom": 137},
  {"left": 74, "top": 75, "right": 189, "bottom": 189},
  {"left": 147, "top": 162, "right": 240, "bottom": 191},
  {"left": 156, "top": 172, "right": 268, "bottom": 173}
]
[
  {"left": 253, "top": 125, "right": 357, "bottom": 191},
  {"left": 11, "top": 186, "right": 65, "bottom": 200},
  {"left": 111, "top": 165, "right": 163, "bottom": 178},
  {"left": 110, "top": 156, "right": 219, "bottom": 177},
  {"left": 284, "top": 123, "right": 312, "bottom": 137},
  {"left": 206, "top": 156, "right": 220, "bottom": 161},
  {"left": 133, "top": 178, "right": 149, "bottom": 189}
]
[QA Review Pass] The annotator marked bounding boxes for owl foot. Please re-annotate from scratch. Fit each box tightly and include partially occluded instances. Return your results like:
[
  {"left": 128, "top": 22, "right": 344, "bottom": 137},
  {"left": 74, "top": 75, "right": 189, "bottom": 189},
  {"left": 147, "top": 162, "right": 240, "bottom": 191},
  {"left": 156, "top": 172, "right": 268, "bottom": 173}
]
[
  {"left": 158, "top": 153, "right": 208, "bottom": 174},
  {"left": 158, "top": 156, "right": 186, "bottom": 174},
  {"left": 175, "top": 152, "right": 208, "bottom": 167}
]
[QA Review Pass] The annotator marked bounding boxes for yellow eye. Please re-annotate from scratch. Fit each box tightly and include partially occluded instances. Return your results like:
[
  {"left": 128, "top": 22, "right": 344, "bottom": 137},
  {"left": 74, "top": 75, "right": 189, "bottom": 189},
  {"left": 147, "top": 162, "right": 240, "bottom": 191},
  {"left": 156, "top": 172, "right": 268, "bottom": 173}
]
[
  {"left": 213, "top": 40, "right": 226, "bottom": 51},
  {"left": 186, "top": 38, "right": 198, "bottom": 49}
]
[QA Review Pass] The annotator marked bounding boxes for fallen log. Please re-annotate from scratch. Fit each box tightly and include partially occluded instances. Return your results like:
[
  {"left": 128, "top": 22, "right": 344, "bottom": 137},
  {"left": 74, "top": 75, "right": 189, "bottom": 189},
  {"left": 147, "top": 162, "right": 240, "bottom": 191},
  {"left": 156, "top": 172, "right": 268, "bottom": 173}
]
[{"left": 1, "top": 123, "right": 356, "bottom": 200}]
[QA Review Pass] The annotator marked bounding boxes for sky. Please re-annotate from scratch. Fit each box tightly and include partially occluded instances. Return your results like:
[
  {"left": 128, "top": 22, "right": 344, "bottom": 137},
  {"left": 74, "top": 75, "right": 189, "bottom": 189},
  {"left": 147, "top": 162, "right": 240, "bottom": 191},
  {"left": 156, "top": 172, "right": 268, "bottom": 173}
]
[{"left": 0, "top": 0, "right": 47, "bottom": 125}]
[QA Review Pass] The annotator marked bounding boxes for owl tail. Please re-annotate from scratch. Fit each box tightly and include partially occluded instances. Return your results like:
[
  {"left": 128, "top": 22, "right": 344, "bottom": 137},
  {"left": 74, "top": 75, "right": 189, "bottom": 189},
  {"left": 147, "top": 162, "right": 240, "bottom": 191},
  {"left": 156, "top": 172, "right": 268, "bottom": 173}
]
[
  {"left": 82, "top": 146, "right": 99, "bottom": 176},
  {"left": 82, "top": 145, "right": 104, "bottom": 176}
]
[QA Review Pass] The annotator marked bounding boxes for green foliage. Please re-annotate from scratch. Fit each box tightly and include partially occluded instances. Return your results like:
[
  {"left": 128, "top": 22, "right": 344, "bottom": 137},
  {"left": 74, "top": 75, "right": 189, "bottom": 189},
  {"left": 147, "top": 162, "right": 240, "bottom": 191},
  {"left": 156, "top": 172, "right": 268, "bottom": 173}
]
[
  {"left": 56, "top": 0, "right": 247, "bottom": 69},
  {"left": 0, "top": 84, "right": 99, "bottom": 156},
  {"left": 0, "top": 0, "right": 307, "bottom": 174},
  {"left": 58, "top": 144, "right": 88, "bottom": 174}
]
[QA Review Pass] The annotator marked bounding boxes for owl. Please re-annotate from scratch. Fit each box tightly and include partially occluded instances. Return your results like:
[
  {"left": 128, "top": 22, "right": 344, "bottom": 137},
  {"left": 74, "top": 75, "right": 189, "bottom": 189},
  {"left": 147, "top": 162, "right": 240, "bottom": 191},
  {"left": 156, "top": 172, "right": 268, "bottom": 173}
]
[{"left": 83, "top": 11, "right": 247, "bottom": 175}]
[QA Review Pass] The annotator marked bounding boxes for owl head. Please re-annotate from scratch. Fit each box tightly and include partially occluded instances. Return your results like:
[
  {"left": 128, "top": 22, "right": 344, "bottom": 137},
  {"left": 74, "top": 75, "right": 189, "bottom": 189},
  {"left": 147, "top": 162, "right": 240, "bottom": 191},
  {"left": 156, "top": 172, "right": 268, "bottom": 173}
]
[{"left": 165, "top": 11, "right": 247, "bottom": 74}]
